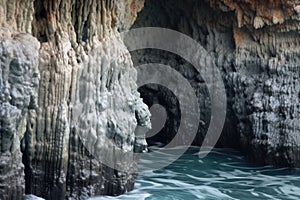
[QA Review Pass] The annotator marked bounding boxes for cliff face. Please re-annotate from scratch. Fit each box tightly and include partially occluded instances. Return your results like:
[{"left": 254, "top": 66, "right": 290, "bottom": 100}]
[
  {"left": 210, "top": 0, "right": 300, "bottom": 167},
  {"left": 0, "top": 0, "right": 300, "bottom": 199},
  {"left": 133, "top": 0, "right": 300, "bottom": 166},
  {"left": 0, "top": 0, "right": 150, "bottom": 199},
  {"left": 209, "top": 0, "right": 300, "bottom": 29}
]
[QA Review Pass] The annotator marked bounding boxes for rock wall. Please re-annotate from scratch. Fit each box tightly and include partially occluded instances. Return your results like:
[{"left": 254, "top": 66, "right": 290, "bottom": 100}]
[
  {"left": 211, "top": 0, "right": 300, "bottom": 167},
  {"left": 0, "top": 0, "right": 150, "bottom": 199},
  {"left": 0, "top": 30, "right": 40, "bottom": 200},
  {"left": 1, "top": 0, "right": 300, "bottom": 199},
  {"left": 132, "top": 0, "right": 300, "bottom": 166}
]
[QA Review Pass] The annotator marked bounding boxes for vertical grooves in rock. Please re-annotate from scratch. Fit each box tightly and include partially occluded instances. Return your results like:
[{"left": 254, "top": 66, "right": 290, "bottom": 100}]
[
  {"left": 1, "top": 0, "right": 299, "bottom": 199},
  {"left": 1, "top": 0, "right": 148, "bottom": 199}
]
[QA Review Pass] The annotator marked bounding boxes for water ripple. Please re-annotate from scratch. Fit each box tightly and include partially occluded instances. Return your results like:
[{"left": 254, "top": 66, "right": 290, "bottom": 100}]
[{"left": 92, "top": 148, "right": 300, "bottom": 200}]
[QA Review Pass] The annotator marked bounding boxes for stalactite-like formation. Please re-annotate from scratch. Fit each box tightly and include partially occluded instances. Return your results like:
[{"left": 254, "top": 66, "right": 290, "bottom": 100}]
[
  {"left": 0, "top": 0, "right": 149, "bottom": 199},
  {"left": 0, "top": 0, "right": 299, "bottom": 199}
]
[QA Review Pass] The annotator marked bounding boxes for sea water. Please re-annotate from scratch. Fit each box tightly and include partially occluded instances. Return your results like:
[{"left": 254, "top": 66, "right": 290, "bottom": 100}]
[{"left": 93, "top": 147, "right": 300, "bottom": 200}]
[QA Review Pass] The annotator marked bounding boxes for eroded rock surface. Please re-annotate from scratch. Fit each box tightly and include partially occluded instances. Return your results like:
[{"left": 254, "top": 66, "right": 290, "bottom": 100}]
[
  {"left": 0, "top": 0, "right": 300, "bottom": 199},
  {"left": 0, "top": 31, "right": 40, "bottom": 200},
  {"left": 0, "top": 0, "right": 150, "bottom": 199},
  {"left": 132, "top": 0, "right": 300, "bottom": 167}
]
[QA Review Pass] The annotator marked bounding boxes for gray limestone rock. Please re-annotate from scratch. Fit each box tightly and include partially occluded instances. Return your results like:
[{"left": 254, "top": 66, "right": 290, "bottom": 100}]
[
  {"left": 0, "top": 31, "right": 40, "bottom": 200},
  {"left": 132, "top": 0, "right": 300, "bottom": 167},
  {"left": 0, "top": 0, "right": 149, "bottom": 199},
  {"left": 0, "top": 0, "right": 300, "bottom": 199}
]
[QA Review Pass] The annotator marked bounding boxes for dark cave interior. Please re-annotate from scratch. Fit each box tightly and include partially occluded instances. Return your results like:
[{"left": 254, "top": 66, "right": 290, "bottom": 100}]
[{"left": 130, "top": 0, "right": 240, "bottom": 149}]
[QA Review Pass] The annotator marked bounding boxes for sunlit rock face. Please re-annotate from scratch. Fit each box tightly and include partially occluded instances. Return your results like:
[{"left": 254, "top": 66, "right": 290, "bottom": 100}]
[
  {"left": 0, "top": 0, "right": 150, "bottom": 199},
  {"left": 132, "top": 0, "right": 300, "bottom": 167}
]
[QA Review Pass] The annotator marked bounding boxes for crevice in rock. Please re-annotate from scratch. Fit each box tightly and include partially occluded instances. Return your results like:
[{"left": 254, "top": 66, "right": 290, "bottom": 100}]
[{"left": 33, "top": 0, "right": 48, "bottom": 42}]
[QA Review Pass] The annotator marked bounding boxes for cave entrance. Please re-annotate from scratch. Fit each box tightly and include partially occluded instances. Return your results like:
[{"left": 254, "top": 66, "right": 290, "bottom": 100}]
[
  {"left": 129, "top": 0, "right": 213, "bottom": 148},
  {"left": 131, "top": 48, "right": 210, "bottom": 148},
  {"left": 129, "top": 0, "right": 240, "bottom": 149},
  {"left": 138, "top": 83, "right": 181, "bottom": 147}
]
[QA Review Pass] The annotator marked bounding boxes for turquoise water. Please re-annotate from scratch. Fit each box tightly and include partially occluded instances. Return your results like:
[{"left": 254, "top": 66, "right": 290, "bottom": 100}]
[{"left": 93, "top": 147, "right": 300, "bottom": 200}]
